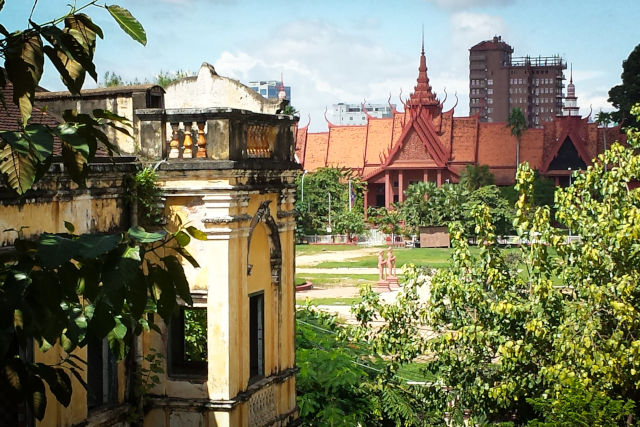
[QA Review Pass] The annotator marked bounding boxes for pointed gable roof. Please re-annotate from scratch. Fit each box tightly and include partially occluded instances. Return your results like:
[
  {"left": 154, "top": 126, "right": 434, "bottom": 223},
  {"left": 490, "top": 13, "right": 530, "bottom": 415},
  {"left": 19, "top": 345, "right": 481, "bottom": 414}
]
[{"left": 541, "top": 116, "right": 593, "bottom": 172}]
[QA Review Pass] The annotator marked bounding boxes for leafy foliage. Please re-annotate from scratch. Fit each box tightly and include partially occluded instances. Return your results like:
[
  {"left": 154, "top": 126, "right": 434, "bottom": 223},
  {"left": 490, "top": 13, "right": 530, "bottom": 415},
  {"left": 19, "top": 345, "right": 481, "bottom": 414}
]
[
  {"left": 354, "top": 109, "right": 640, "bottom": 424},
  {"left": 398, "top": 181, "right": 512, "bottom": 238},
  {"left": 129, "top": 166, "right": 165, "bottom": 226},
  {"left": 296, "top": 306, "right": 436, "bottom": 426},
  {"left": 608, "top": 44, "right": 640, "bottom": 128},
  {"left": 367, "top": 206, "right": 405, "bottom": 238},
  {"left": 0, "top": 224, "right": 206, "bottom": 419},
  {"left": 281, "top": 104, "right": 298, "bottom": 115},
  {"left": 183, "top": 309, "right": 207, "bottom": 362},
  {"left": 295, "top": 167, "right": 366, "bottom": 238},
  {"left": 508, "top": 107, "right": 527, "bottom": 166},
  {"left": 0, "top": 1, "right": 146, "bottom": 194},
  {"left": 459, "top": 164, "right": 495, "bottom": 191}
]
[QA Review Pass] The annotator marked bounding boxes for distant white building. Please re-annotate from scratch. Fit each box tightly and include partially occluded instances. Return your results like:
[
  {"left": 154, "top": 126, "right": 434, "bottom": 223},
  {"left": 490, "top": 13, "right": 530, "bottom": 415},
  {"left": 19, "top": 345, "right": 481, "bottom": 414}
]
[
  {"left": 331, "top": 103, "right": 395, "bottom": 125},
  {"left": 248, "top": 80, "right": 291, "bottom": 102}
]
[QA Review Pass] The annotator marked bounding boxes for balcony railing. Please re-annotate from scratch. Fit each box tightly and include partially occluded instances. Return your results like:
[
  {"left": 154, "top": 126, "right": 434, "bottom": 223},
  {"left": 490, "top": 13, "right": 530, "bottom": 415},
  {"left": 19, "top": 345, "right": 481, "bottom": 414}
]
[{"left": 135, "top": 108, "right": 298, "bottom": 164}]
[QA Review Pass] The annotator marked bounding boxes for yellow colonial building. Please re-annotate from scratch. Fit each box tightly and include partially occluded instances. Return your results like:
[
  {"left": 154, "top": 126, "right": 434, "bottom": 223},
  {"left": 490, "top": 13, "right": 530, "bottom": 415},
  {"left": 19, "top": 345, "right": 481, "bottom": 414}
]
[{"left": 1, "top": 63, "right": 299, "bottom": 426}]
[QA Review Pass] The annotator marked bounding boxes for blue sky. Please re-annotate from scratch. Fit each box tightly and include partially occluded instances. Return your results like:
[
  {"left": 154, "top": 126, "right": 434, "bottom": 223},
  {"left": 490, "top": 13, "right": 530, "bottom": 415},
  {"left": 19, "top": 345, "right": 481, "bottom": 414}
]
[{"left": 4, "top": 0, "right": 639, "bottom": 131}]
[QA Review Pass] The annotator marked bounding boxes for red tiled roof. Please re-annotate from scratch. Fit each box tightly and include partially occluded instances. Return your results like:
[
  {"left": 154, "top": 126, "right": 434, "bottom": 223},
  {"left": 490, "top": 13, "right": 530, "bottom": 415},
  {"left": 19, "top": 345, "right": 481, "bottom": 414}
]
[
  {"left": 326, "top": 125, "right": 367, "bottom": 170},
  {"left": 303, "top": 132, "right": 329, "bottom": 171},
  {"left": 365, "top": 117, "right": 394, "bottom": 166},
  {"left": 451, "top": 117, "right": 479, "bottom": 163}
]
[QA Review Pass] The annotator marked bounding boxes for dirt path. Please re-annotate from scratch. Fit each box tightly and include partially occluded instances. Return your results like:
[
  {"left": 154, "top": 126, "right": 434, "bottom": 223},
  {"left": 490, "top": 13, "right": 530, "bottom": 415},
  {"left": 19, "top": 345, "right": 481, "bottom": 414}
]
[{"left": 296, "top": 246, "right": 379, "bottom": 267}]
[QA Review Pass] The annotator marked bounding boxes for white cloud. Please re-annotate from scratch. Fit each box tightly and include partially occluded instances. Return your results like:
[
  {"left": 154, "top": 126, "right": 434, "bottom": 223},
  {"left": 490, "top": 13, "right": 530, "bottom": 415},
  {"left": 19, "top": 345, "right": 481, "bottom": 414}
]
[
  {"left": 213, "top": 19, "right": 416, "bottom": 131},
  {"left": 450, "top": 12, "right": 506, "bottom": 51}
]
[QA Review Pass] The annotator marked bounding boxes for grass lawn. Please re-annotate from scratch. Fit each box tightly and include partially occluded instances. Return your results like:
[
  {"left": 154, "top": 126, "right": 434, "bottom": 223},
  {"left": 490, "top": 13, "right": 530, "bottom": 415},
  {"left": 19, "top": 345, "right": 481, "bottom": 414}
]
[
  {"left": 295, "top": 297, "right": 362, "bottom": 306},
  {"left": 295, "top": 273, "right": 378, "bottom": 287},
  {"left": 313, "top": 246, "right": 520, "bottom": 269}
]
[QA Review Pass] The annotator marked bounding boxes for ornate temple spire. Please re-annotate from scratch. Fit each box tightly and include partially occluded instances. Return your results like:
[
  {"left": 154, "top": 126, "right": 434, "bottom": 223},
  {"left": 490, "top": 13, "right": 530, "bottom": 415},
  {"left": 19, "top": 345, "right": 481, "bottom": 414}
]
[
  {"left": 563, "top": 64, "right": 579, "bottom": 116},
  {"left": 408, "top": 39, "right": 440, "bottom": 109}
]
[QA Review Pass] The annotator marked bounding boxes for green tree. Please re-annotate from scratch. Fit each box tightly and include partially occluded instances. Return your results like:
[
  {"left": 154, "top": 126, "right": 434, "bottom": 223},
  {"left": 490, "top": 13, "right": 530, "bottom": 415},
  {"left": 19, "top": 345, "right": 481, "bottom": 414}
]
[
  {"left": 295, "top": 167, "right": 365, "bottom": 237},
  {"left": 459, "top": 164, "right": 495, "bottom": 191},
  {"left": 462, "top": 184, "right": 512, "bottom": 238},
  {"left": 281, "top": 104, "right": 298, "bottom": 115},
  {"left": 398, "top": 182, "right": 467, "bottom": 235},
  {"left": 102, "top": 70, "right": 125, "bottom": 87},
  {"left": 508, "top": 107, "right": 527, "bottom": 169},
  {"left": 354, "top": 107, "right": 640, "bottom": 424},
  {"left": 608, "top": 44, "right": 640, "bottom": 128},
  {"left": 297, "top": 306, "right": 435, "bottom": 426},
  {"left": 367, "top": 206, "right": 404, "bottom": 241},
  {"left": 154, "top": 69, "right": 193, "bottom": 88},
  {"left": 333, "top": 208, "right": 366, "bottom": 242}
]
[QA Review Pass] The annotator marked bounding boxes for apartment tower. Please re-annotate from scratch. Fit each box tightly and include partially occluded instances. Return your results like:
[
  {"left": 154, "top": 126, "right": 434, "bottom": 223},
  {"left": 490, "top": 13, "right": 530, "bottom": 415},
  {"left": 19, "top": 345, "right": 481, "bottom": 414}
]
[{"left": 469, "top": 36, "right": 566, "bottom": 128}]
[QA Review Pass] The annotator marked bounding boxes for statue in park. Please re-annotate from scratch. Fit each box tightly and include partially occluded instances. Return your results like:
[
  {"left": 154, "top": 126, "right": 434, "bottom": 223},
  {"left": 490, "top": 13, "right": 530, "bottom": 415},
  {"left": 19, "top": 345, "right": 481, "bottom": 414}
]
[
  {"left": 377, "top": 250, "right": 387, "bottom": 280},
  {"left": 387, "top": 246, "right": 396, "bottom": 277}
]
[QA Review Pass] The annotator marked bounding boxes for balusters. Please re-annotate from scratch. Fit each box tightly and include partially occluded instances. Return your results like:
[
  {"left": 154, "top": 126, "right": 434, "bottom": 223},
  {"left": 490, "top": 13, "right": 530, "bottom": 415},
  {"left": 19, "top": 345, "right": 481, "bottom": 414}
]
[
  {"left": 183, "top": 122, "right": 194, "bottom": 158},
  {"left": 247, "top": 124, "right": 273, "bottom": 158},
  {"left": 196, "top": 122, "right": 207, "bottom": 158},
  {"left": 168, "top": 123, "right": 180, "bottom": 159}
]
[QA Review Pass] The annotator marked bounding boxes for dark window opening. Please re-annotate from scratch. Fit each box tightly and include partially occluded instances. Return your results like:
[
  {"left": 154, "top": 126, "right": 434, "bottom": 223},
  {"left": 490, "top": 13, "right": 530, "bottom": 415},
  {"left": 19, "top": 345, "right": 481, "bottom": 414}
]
[
  {"left": 393, "top": 195, "right": 399, "bottom": 203},
  {"left": 375, "top": 194, "right": 385, "bottom": 207},
  {"left": 87, "top": 336, "right": 118, "bottom": 411},
  {"left": 249, "top": 293, "right": 264, "bottom": 383},
  {"left": 169, "top": 307, "right": 208, "bottom": 378}
]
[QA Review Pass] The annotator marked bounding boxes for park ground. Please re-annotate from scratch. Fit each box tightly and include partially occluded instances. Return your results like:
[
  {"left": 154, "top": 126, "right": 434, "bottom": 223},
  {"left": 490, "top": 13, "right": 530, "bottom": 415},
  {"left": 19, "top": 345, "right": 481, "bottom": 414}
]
[{"left": 294, "top": 244, "right": 522, "bottom": 321}]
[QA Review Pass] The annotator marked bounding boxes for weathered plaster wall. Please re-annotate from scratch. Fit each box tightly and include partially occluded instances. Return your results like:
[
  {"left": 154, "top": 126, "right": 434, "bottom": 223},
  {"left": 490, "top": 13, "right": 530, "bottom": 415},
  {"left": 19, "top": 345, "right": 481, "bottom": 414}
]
[
  {"left": 164, "top": 64, "right": 283, "bottom": 114},
  {"left": 142, "top": 166, "right": 298, "bottom": 427}
]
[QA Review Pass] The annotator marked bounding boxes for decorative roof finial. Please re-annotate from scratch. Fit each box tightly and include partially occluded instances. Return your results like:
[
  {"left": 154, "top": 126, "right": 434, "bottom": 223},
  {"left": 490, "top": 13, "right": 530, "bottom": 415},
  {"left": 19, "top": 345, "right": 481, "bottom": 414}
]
[
  {"left": 421, "top": 24, "right": 425, "bottom": 55},
  {"left": 570, "top": 63, "right": 573, "bottom": 84}
]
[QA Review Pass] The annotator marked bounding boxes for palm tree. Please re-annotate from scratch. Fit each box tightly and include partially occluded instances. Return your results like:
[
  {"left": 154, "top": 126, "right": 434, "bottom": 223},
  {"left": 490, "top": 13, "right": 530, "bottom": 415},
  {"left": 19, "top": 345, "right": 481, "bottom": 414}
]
[
  {"left": 459, "top": 164, "right": 495, "bottom": 191},
  {"left": 507, "top": 108, "right": 526, "bottom": 172}
]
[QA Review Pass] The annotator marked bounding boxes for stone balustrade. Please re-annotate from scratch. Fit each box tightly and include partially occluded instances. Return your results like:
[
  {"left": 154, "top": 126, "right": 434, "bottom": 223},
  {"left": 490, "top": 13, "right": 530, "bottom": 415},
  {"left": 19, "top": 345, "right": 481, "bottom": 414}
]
[{"left": 135, "top": 108, "right": 298, "bottom": 164}]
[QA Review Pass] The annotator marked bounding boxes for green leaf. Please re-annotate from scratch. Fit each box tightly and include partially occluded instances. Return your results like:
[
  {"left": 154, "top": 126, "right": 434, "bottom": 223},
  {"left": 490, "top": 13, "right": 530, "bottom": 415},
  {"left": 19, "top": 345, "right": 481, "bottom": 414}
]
[
  {"left": 163, "top": 255, "right": 192, "bottom": 305},
  {"left": 186, "top": 226, "right": 208, "bottom": 241},
  {"left": 64, "top": 15, "right": 98, "bottom": 81},
  {"left": 0, "top": 139, "right": 37, "bottom": 194},
  {"left": 92, "top": 109, "right": 130, "bottom": 124},
  {"left": 128, "top": 226, "right": 166, "bottom": 243},
  {"left": 106, "top": 5, "right": 147, "bottom": 46},
  {"left": 36, "top": 233, "right": 121, "bottom": 268},
  {"left": 175, "top": 230, "right": 190, "bottom": 247},
  {"left": 24, "top": 124, "right": 53, "bottom": 162},
  {"left": 64, "top": 221, "right": 75, "bottom": 233},
  {"left": 4, "top": 32, "right": 44, "bottom": 124},
  {"left": 35, "top": 364, "right": 72, "bottom": 407},
  {"left": 110, "top": 317, "right": 127, "bottom": 340},
  {"left": 176, "top": 246, "right": 199, "bottom": 268},
  {"left": 30, "top": 376, "right": 47, "bottom": 420},
  {"left": 4, "top": 360, "right": 25, "bottom": 392}
]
